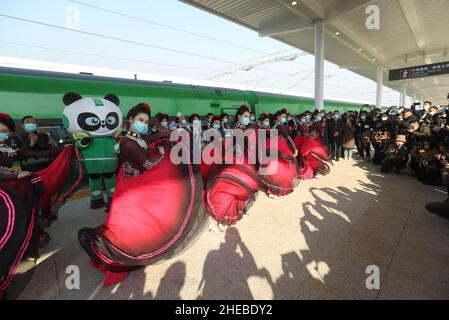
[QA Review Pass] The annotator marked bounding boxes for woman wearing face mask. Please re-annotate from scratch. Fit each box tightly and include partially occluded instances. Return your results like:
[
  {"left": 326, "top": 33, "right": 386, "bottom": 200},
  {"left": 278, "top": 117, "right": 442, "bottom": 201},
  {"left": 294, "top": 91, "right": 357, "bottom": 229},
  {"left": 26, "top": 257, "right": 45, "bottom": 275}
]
[
  {"left": 259, "top": 114, "right": 271, "bottom": 130},
  {"left": 79, "top": 103, "right": 205, "bottom": 286},
  {"left": 296, "top": 113, "right": 309, "bottom": 137},
  {"left": 204, "top": 105, "right": 261, "bottom": 233},
  {"left": 156, "top": 113, "right": 170, "bottom": 133},
  {"left": 19, "top": 116, "right": 56, "bottom": 172},
  {"left": 293, "top": 111, "right": 330, "bottom": 180},
  {"left": 308, "top": 111, "right": 323, "bottom": 141},
  {"left": 210, "top": 115, "right": 225, "bottom": 138},
  {"left": 261, "top": 108, "right": 300, "bottom": 197},
  {"left": 272, "top": 109, "right": 287, "bottom": 129},
  {"left": 119, "top": 104, "right": 166, "bottom": 178},
  {"left": 317, "top": 111, "right": 329, "bottom": 147},
  {"left": 233, "top": 105, "right": 253, "bottom": 129}
]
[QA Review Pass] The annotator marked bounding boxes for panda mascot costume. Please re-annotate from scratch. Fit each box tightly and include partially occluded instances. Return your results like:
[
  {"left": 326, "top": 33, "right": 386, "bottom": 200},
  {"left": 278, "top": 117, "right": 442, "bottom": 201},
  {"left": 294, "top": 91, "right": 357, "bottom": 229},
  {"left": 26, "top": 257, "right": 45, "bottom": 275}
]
[{"left": 62, "top": 93, "right": 122, "bottom": 209}]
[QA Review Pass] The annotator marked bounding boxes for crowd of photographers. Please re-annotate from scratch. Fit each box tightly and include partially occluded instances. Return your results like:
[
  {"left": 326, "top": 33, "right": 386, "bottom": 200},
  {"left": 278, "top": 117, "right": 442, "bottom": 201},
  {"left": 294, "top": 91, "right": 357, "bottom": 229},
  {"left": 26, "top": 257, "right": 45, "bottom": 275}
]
[{"left": 315, "top": 101, "right": 449, "bottom": 218}]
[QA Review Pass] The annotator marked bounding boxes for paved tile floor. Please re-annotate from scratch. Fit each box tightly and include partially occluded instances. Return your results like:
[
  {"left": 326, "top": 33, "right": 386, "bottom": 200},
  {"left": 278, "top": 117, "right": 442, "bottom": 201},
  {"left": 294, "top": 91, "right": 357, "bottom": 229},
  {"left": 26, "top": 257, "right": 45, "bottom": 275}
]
[{"left": 17, "top": 159, "right": 449, "bottom": 300}]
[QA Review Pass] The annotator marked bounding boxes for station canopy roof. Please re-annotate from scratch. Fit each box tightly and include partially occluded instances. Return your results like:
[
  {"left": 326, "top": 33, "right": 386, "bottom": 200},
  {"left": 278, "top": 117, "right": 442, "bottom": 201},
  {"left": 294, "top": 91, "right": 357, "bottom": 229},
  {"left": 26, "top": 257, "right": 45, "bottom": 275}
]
[{"left": 181, "top": 0, "right": 449, "bottom": 106}]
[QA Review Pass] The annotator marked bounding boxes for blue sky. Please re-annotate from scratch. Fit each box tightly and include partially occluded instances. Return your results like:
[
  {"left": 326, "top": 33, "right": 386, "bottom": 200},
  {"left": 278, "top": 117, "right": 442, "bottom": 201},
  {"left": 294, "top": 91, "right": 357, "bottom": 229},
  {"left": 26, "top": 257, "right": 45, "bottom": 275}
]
[{"left": 0, "top": 0, "right": 403, "bottom": 105}]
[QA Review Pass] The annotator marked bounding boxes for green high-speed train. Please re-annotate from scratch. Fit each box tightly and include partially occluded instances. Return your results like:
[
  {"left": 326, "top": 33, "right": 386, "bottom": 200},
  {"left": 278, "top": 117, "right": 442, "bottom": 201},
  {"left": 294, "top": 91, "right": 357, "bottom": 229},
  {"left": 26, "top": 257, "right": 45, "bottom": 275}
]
[{"left": 0, "top": 66, "right": 364, "bottom": 126}]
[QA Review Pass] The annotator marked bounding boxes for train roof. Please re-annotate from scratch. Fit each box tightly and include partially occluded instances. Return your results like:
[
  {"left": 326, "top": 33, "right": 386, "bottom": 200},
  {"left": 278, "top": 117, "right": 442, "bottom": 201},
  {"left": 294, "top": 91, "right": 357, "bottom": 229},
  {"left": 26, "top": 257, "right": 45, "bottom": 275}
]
[{"left": 0, "top": 66, "right": 370, "bottom": 107}]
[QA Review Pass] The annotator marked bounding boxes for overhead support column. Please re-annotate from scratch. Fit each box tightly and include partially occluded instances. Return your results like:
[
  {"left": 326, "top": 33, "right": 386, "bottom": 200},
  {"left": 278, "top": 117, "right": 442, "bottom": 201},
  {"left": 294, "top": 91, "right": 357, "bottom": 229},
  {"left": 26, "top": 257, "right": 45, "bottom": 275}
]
[
  {"left": 401, "top": 83, "right": 407, "bottom": 107},
  {"left": 314, "top": 20, "right": 324, "bottom": 111},
  {"left": 376, "top": 65, "right": 384, "bottom": 109}
]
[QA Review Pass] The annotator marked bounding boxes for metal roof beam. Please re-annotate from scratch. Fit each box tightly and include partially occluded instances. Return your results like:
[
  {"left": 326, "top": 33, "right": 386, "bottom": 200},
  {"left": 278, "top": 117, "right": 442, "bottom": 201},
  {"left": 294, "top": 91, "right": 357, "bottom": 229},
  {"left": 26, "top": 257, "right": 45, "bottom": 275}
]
[
  {"left": 259, "top": 16, "right": 312, "bottom": 37},
  {"left": 325, "top": 0, "right": 377, "bottom": 23},
  {"left": 273, "top": 0, "right": 319, "bottom": 23},
  {"left": 386, "top": 47, "right": 449, "bottom": 66},
  {"left": 399, "top": 0, "right": 428, "bottom": 53},
  {"left": 398, "top": 0, "right": 441, "bottom": 89},
  {"left": 275, "top": 0, "right": 375, "bottom": 23}
]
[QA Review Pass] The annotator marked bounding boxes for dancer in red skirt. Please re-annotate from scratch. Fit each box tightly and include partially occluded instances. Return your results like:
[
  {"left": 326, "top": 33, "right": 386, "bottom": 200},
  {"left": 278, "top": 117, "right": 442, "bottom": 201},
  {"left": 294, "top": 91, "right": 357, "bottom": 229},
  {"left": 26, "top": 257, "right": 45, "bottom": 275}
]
[
  {"left": 204, "top": 105, "right": 265, "bottom": 233},
  {"left": 0, "top": 186, "right": 32, "bottom": 299},
  {"left": 0, "top": 113, "right": 76, "bottom": 298},
  {"left": 259, "top": 109, "right": 300, "bottom": 197},
  {"left": 78, "top": 103, "right": 205, "bottom": 286}
]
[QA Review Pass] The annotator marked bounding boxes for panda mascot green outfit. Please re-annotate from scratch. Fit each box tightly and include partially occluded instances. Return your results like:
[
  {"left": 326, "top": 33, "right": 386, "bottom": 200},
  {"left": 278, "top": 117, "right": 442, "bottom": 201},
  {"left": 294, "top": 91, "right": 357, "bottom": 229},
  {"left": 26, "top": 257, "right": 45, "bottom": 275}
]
[{"left": 62, "top": 92, "right": 122, "bottom": 209}]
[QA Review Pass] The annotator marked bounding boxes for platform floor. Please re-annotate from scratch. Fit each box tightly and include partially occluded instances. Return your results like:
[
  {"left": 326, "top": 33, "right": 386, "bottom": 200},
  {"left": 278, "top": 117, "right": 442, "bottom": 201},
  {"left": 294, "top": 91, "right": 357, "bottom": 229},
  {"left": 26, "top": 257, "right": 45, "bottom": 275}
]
[{"left": 17, "top": 159, "right": 449, "bottom": 300}]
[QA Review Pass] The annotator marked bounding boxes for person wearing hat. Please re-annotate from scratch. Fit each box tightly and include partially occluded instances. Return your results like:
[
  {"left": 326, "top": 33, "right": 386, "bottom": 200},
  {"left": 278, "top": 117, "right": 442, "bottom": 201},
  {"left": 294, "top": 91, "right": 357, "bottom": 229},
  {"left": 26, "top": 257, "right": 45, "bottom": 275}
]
[
  {"left": 119, "top": 103, "right": 165, "bottom": 179},
  {"left": 380, "top": 135, "right": 409, "bottom": 174}
]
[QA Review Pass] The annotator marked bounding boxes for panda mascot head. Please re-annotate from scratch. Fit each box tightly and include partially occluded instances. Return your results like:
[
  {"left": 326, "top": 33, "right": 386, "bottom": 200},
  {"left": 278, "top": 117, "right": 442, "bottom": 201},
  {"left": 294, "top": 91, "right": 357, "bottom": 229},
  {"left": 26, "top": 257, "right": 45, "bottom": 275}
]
[{"left": 62, "top": 92, "right": 123, "bottom": 137}]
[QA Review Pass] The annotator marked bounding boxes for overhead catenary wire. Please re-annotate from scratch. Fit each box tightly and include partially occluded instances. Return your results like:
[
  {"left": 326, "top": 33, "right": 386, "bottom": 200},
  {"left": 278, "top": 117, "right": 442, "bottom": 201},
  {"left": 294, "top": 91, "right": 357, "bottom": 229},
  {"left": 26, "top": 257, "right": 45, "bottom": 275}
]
[
  {"left": 0, "top": 14, "right": 237, "bottom": 64},
  {"left": 0, "top": 13, "right": 388, "bottom": 102},
  {"left": 0, "top": 40, "right": 301, "bottom": 85},
  {"left": 0, "top": 40, "right": 211, "bottom": 72},
  {"left": 0, "top": 14, "right": 293, "bottom": 78},
  {"left": 67, "top": 0, "right": 311, "bottom": 69},
  {"left": 68, "top": 0, "right": 270, "bottom": 55}
]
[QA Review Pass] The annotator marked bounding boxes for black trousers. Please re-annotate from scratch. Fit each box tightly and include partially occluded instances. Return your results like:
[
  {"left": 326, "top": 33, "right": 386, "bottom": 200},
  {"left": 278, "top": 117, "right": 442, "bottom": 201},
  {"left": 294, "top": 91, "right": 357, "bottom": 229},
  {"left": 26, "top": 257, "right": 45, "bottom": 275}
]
[
  {"left": 357, "top": 136, "right": 371, "bottom": 158},
  {"left": 329, "top": 136, "right": 343, "bottom": 160}
]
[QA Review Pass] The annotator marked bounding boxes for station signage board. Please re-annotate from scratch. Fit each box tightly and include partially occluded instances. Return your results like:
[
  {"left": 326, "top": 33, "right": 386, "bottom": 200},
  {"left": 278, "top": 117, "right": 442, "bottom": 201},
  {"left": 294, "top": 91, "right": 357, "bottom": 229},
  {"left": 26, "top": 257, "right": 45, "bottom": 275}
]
[{"left": 389, "top": 61, "right": 449, "bottom": 81}]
